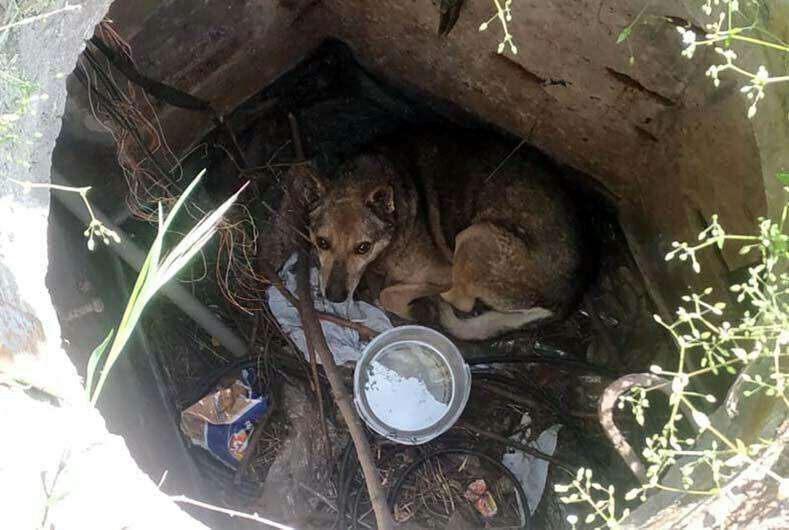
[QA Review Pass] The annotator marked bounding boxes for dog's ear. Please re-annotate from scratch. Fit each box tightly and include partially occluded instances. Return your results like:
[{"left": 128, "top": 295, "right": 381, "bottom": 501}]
[
  {"left": 287, "top": 164, "right": 327, "bottom": 208},
  {"left": 366, "top": 184, "right": 395, "bottom": 220}
]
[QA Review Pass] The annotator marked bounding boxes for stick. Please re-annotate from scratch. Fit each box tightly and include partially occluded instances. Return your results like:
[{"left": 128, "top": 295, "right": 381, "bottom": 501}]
[
  {"left": 256, "top": 245, "right": 377, "bottom": 340},
  {"left": 462, "top": 422, "right": 575, "bottom": 475},
  {"left": 170, "top": 495, "right": 293, "bottom": 530},
  {"left": 300, "top": 293, "right": 334, "bottom": 462},
  {"left": 598, "top": 373, "right": 677, "bottom": 482},
  {"left": 294, "top": 253, "right": 394, "bottom": 530},
  {"left": 0, "top": 3, "right": 81, "bottom": 33},
  {"left": 478, "top": 381, "right": 597, "bottom": 419},
  {"left": 287, "top": 113, "right": 305, "bottom": 160},
  {"left": 284, "top": 111, "right": 334, "bottom": 461}
]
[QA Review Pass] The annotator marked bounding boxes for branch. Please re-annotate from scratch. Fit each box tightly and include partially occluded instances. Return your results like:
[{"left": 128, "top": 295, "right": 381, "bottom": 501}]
[
  {"left": 233, "top": 393, "right": 277, "bottom": 485},
  {"left": 462, "top": 422, "right": 575, "bottom": 474},
  {"left": 293, "top": 252, "right": 394, "bottom": 530},
  {"left": 170, "top": 495, "right": 293, "bottom": 530},
  {"left": 257, "top": 256, "right": 377, "bottom": 340},
  {"left": 0, "top": 3, "right": 81, "bottom": 33},
  {"left": 597, "top": 373, "right": 695, "bottom": 482}
]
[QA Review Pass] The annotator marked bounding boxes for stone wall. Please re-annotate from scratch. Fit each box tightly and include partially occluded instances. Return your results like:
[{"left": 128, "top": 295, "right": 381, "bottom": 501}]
[
  {"left": 0, "top": 1, "right": 207, "bottom": 528},
  {"left": 68, "top": 0, "right": 786, "bottom": 317}
]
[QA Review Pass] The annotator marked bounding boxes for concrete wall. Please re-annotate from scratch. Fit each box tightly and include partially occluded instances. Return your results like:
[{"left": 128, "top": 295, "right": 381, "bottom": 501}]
[{"left": 63, "top": 0, "right": 785, "bottom": 319}]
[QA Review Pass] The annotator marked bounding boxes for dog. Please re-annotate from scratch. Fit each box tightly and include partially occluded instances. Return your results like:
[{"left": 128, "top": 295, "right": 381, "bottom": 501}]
[{"left": 294, "top": 129, "right": 583, "bottom": 340}]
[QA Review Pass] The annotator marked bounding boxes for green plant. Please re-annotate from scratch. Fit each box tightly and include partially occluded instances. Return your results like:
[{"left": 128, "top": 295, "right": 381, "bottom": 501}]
[
  {"left": 618, "top": 0, "right": 789, "bottom": 118},
  {"left": 555, "top": 195, "right": 788, "bottom": 528},
  {"left": 479, "top": 0, "right": 518, "bottom": 55},
  {"left": 11, "top": 179, "right": 121, "bottom": 250},
  {"left": 0, "top": 2, "right": 82, "bottom": 146},
  {"left": 616, "top": 2, "right": 651, "bottom": 65},
  {"left": 561, "top": 6, "right": 789, "bottom": 524},
  {"left": 85, "top": 170, "right": 247, "bottom": 404}
]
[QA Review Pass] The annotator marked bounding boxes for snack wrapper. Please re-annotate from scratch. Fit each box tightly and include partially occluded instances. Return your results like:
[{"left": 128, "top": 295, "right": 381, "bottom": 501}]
[
  {"left": 464, "top": 479, "right": 498, "bottom": 518},
  {"left": 180, "top": 369, "right": 268, "bottom": 468}
]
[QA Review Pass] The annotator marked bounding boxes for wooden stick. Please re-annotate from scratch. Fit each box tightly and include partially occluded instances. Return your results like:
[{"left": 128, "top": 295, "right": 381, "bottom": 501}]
[
  {"left": 287, "top": 113, "right": 305, "bottom": 160},
  {"left": 294, "top": 252, "right": 394, "bottom": 530},
  {"left": 478, "top": 381, "right": 597, "bottom": 419},
  {"left": 257, "top": 255, "right": 378, "bottom": 339},
  {"left": 171, "top": 495, "right": 293, "bottom": 530},
  {"left": 461, "top": 422, "right": 575, "bottom": 475},
  {"left": 301, "top": 293, "right": 333, "bottom": 462}
]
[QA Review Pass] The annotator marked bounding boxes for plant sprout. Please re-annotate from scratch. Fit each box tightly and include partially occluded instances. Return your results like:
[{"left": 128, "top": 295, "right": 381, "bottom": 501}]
[
  {"left": 85, "top": 170, "right": 247, "bottom": 404},
  {"left": 555, "top": 195, "right": 788, "bottom": 528},
  {"left": 479, "top": 0, "right": 518, "bottom": 55}
]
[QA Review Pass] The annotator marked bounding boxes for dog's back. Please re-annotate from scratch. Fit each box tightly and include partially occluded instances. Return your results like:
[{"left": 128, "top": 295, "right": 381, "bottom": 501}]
[
  {"left": 306, "top": 127, "right": 586, "bottom": 340},
  {"left": 383, "top": 129, "right": 583, "bottom": 312}
]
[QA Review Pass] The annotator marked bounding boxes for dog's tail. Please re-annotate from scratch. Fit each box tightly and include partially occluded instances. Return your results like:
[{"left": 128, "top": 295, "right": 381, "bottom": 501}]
[{"left": 437, "top": 300, "right": 553, "bottom": 341}]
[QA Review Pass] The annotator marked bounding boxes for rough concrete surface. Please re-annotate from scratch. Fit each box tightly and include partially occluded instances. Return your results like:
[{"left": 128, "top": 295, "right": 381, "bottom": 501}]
[
  {"left": 0, "top": 1, "right": 208, "bottom": 529},
  {"left": 1, "top": 0, "right": 787, "bottom": 528},
  {"left": 63, "top": 0, "right": 786, "bottom": 318}
]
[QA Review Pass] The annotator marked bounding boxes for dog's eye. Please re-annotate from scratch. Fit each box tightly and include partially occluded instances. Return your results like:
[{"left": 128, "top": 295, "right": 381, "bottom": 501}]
[
  {"left": 355, "top": 242, "right": 372, "bottom": 255},
  {"left": 316, "top": 237, "right": 331, "bottom": 250}
]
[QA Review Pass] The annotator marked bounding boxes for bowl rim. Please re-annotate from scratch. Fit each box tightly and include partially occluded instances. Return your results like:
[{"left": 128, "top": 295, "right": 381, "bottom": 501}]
[{"left": 353, "top": 325, "right": 471, "bottom": 445}]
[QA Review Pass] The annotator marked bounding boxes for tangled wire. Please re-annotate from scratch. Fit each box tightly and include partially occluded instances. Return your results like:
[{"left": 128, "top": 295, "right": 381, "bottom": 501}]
[{"left": 77, "top": 19, "right": 269, "bottom": 314}]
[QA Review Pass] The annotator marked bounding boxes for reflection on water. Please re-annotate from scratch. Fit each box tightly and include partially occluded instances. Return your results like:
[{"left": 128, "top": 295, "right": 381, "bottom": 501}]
[{"left": 364, "top": 341, "right": 453, "bottom": 431}]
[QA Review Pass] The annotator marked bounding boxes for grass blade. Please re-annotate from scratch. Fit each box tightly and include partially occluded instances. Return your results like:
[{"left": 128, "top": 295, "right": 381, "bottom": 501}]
[
  {"left": 89, "top": 171, "right": 243, "bottom": 406},
  {"left": 85, "top": 329, "right": 114, "bottom": 399},
  {"left": 155, "top": 182, "right": 249, "bottom": 291}
]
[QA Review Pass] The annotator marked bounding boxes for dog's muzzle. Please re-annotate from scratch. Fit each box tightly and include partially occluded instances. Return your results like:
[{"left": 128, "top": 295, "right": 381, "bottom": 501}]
[{"left": 325, "top": 263, "right": 349, "bottom": 303}]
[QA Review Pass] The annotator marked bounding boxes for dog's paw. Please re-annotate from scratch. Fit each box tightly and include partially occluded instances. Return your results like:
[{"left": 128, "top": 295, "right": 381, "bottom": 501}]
[{"left": 409, "top": 297, "right": 438, "bottom": 324}]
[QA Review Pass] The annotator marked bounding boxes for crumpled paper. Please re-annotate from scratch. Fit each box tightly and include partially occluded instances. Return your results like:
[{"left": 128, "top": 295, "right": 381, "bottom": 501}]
[
  {"left": 267, "top": 253, "right": 392, "bottom": 365},
  {"left": 501, "top": 413, "right": 562, "bottom": 515}
]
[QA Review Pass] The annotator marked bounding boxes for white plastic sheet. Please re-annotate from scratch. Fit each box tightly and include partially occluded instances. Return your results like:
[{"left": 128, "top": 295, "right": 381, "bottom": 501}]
[
  {"left": 267, "top": 253, "right": 393, "bottom": 365},
  {"left": 501, "top": 413, "right": 562, "bottom": 515}
]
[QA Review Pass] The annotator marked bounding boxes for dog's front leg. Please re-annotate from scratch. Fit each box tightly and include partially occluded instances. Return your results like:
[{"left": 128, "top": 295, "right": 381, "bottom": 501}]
[{"left": 379, "top": 283, "right": 448, "bottom": 321}]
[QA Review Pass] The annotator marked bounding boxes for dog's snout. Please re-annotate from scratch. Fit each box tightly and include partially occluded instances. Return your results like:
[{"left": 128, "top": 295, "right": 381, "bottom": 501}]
[
  {"left": 326, "top": 263, "right": 349, "bottom": 303},
  {"left": 326, "top": 284, "right": 348, "bottom": 303}
]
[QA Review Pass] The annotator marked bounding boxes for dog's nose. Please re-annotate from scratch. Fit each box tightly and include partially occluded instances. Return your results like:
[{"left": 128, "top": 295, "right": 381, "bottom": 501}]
[{"left": 326, "top": 284, "right": 348, "bottom": 303}]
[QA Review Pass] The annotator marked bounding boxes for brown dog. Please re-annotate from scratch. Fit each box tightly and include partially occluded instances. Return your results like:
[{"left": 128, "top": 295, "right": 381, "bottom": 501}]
[{"left": 296, "top": 130, "right": 583, "bottom": 340}]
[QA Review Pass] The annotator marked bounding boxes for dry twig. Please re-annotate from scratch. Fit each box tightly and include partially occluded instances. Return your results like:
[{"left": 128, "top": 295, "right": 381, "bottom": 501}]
[
  {"left": 170, "top": 495, "right": 293, "bottom": 529},
  {"left": 294, "top": 253, "right": 394, "bottom": 530},
  {"left": 234, "top": 393, "right": 277, "bottom": 485},
  {"left": 462, "top": 422, "right": 575, "bottom": 474}
]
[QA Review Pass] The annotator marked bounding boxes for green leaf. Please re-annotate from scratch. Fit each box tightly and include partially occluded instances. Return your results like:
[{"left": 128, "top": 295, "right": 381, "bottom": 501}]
[
  {"left": 617, "top": 26, "right": 632, "bottom": 44},
  {"left": 90, "top": 170, "right": 246, "bottom": 406},
  {"left": 777, "top": 173, "right": 789, "bottom": 185},
  {"left": 85, "top": 329, "right": 114, "bottom": 398}
]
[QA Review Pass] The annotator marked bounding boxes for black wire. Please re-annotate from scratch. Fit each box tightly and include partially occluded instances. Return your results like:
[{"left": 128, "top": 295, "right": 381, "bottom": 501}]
[
  {"left": 179, "top": 356, "right": 261, "bottom": 407},
  {"left": 334, "top": 440, "right": 358, "bottom": 529},
  {"left": 387, "top": 448, "right": 531, "bottom": 529},
  {"left": 350, "top": 479, "right": 365, "bottom": 530},
  {"left": 467, "top": 354, "right": 618, "bottom": 378}
]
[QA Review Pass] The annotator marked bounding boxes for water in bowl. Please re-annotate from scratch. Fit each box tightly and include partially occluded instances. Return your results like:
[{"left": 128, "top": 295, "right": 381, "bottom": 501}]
[{"left": 363, "top": 340, "right": 454, "bottom": 432}]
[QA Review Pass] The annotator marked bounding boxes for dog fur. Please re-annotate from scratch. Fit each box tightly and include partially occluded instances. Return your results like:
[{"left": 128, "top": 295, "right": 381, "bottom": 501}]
[{"left": 296, "top": 129, "right": 583, "bottom": 340}]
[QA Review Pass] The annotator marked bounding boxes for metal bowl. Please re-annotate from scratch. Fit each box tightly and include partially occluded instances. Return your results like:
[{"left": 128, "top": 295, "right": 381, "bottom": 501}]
[{"left": 353, "top": 325, "right": 471, "bottom": 445}]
